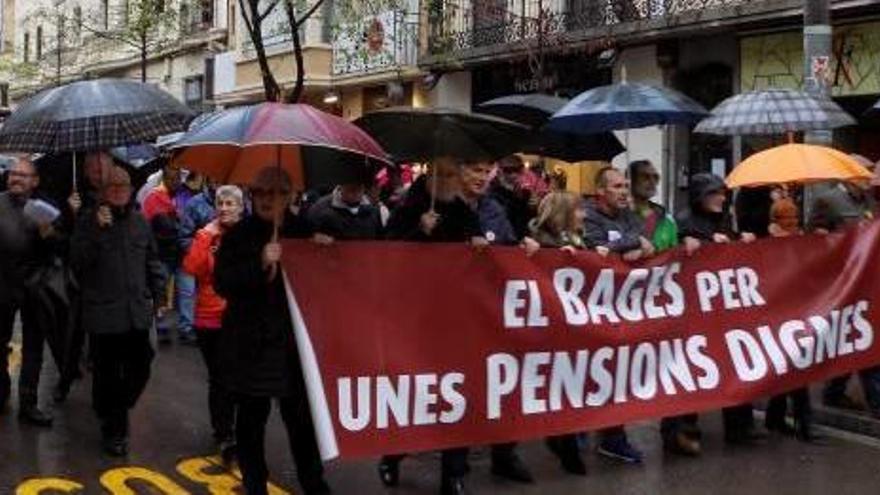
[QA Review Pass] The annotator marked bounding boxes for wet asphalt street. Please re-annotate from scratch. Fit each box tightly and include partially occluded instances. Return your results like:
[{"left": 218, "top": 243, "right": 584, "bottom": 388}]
[{"left": 3, "top": 330, "right": 880, "bottom": 494}]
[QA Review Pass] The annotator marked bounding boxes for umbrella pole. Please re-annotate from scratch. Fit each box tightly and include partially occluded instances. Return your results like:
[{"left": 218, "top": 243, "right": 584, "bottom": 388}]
[
  {"left": 71, "top": 153, "right": 78, "bottom": 194},
  {"left": 430, "top": 161, "right": 438, "bottom": 213}
]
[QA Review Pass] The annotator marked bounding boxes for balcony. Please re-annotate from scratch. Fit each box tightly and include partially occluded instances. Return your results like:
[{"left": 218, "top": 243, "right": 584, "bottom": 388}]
[
  {"left": 332, "top": 10, "right": 420, "bottom": 78},
  {"left": 420, "top": 0, "right": 861, "bottom": 67}
]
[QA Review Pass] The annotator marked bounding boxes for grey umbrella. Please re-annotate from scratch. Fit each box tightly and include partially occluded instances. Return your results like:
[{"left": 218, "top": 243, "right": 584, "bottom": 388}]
[
  {"left": 0, "top": 78, "right": 195, "bottom": 153},
  {"left": 694, "top": 88, "right": 855, "bottom": 135}
]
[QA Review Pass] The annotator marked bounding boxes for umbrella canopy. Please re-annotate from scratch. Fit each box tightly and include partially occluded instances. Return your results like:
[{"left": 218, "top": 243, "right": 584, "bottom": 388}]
[
  {"left": 110, "top": 144, "right": 158, "bottom": 169},
  {"left": 546, "top": 83, "right": 708, "bottom": 134},
  {"left": 170, "top": 103, "right": 391, "bottom": 189},
  {"left": 521, "top": 130, "right": 625, "bottom": 163},
  {"left": 354, "top": 107, "right": 530, "bottom": 163},
  {"left": 0, "top": 79, "right": 194, "bottom": 153},
  {"left": 477, "top": 93, "right": 568, "bottom": 128},
  {"left": 695, "top": 89, "right": 855, "bottom": 135},
  {"left": 476, "top": 93, "right": 625, "bottom": 162},
  {"left": 726, "top": 143, "right": 872, "bottom": 188}
]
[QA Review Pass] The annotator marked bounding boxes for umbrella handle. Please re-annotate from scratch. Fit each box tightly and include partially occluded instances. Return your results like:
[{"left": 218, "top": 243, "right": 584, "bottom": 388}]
[{"left": 71, "top": 154, "right": 78, "bottom": 194}]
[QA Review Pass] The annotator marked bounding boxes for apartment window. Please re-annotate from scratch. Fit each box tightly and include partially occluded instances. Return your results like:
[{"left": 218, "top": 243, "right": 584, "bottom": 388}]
[
  {"left": 74, "top": 6, "right": 83, "bottom": 37},
  {"left": 157, "top": 0, "right": 166, "bottom": 14},
  {"left": 36, "top": 26, "right": 43, "bottom": 59},
  {"left": 200, "top": 0, "right": 215, "bottom": 28},
  {"left": 180, "top": 2, "right": 191, "bottom": 33},
  {"left": 23, "top": 32, "right": 30, "bottom": 63},
  {"left": 184, "top": 75, "right": 204, "bottom": 109}
]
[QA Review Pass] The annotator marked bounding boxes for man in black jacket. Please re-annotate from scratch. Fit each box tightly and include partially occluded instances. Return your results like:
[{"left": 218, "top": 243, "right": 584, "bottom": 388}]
[
  {"left": 70, "top": 166, "right": 167, "bottom": 456},
  {"left": 0, "top": 155, "right": 63, "bottom": 426},
  {"left": 381, "top": 159, "right": 485, "bottom": 495},
  {"left": 307, "top": 181, "right": 383, "bottom": 240},
  {"left": 676, "top": 173, "right": 762, "bottom": 445},
  {"left": 214, "top": 167, "right": 329, "bottom": 495}
]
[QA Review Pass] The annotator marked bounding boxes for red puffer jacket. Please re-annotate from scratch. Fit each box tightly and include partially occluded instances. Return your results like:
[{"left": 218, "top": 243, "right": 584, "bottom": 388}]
[{"left": 182, "top": 220, "right": 227, "bottom": 330}]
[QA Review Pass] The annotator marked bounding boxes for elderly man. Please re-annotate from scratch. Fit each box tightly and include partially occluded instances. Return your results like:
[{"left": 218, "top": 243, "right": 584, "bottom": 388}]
[
  {"left": 214, "top": 168, "right": 329, "bottom": 495},
  {"left": 71, "top": 166, "right": 166, "bottom": 456},
  {"left": 0, "top": 155, "right": 61, "bottom": 426}
]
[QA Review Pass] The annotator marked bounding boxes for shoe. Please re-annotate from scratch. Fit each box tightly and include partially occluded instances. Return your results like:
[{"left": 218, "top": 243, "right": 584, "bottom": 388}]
[
  {"left": 546, "top": 437, "right": 587, "bottom": 475},
  {"left": 664, "top": 432, "right": 701, "bottom": 457},
  {"left": 440, "top": 476, "right": 466, "bottom": 495},
  {"left": 597, "top": 437, "right": 643, "bottom": 464},
  {"left": 102, "top": 436, "right": 128, "bottom": 457},
  {"left": 725, "top": 427, "right": 768, "bottom": 446},
  {"left": 18, "top": 405, "right": 53, "bottom": 427},
  {"left": 766, "top": 420, "right": 796, "bottom": 436},
  {"left": 794, "top": 420, "right": 823, "bottom": 443},
  {"left": 823, "top": 395, "right": 863, "bottom": 411},
  {"left": 378, "top": 457, "right": 400, "bottom": 487},
  {"left": 178, "top": 333, "right": 198, "bottom": 346},
  {"left": 218, "top": 438, "right": 237, "bottom": 464},
  {"left": 53, "top": 381, "right": 72, "bottom": 404},
  {"left": 302, "top": 479, "right": 331, "bottom": 495},
  {"left": 157, "top": 330, "right": 172, "bottom": 345},
  {"left": 680, "top": 423, "right": 702, "bottom": 441},
  {"left": 491, "top": 455, "right": 534, "bottom": 483}
]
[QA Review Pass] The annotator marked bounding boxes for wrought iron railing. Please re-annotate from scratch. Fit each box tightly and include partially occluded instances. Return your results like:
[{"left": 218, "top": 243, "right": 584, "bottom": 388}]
[
  {"left": 332, "top": 11, "right": 420, "bottom": 77},
  {"left": 425, "top": 0, "right": 765, "bottom": 56}
]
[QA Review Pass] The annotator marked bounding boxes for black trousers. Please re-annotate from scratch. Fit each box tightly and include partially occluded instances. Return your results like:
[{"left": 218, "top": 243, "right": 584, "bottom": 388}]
[
  {"left": 382, "top": 447, "right": 470, "bottom": 481},
  {"left": 236, "top": 394, "right": 325, "bottom": 495},
  {"left": 195, "top": 329, "right": 235, "bottom": 441},
  {"left": 91, "top": 332, "right": 154, "bottom": 438},
  {"left": 0, "top": 300, "right": 44, "bottom": 406},
  {"left": 767, "top": 388, "right": 811, "bottom": 427},
  {"left": 722, "top": 403, "right": 755, "bottom": 435}
]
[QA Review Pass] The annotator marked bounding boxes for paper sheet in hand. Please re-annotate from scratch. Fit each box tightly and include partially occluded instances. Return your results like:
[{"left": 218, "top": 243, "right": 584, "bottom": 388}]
[{"left": 23, "top": 199, "right": 61, "bottom": 225}]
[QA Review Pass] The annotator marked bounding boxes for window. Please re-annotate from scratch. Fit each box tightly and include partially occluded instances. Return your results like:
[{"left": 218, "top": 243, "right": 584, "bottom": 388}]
[
  {"left": 74, "top": 6, "right": 83, "bottom": 37},
  {"left": 23, "top": 32, "right": 30, "bottom": 63},
  {"left": 157, "top": 0, "right": 166, "bottom": 14},
  {"left": 36, "top": 26, "right": 42, "bottom": 59},
  {"left": 184, "top": 75, "right": 204, "bottom": 109}
]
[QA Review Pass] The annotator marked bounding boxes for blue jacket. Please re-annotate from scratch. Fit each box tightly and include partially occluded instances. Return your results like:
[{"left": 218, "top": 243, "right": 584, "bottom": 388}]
[
  {"left": 477, "top": 196, "right": 517, "bottom": 245},
  {"left": 179, "top": 192, "right": 216, "bottom": 253}
]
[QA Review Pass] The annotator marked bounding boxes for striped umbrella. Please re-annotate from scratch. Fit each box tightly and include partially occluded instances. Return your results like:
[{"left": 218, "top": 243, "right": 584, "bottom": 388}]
[
  {"left": 0, "top": 79, "right": 194, "bottom": 153},
  {"left": 695, "top": 89, "right": 855, "bottom": 136},
  {"left": 170, "top": 103, "right": 391, "bottom": 190}
]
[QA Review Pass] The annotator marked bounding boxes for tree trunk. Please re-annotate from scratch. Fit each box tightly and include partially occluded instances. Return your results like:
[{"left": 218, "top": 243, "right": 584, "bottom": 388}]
[
  {"left": 287, "top": 6, "right": 305, "bottom": 104},
  {"left": 240, "top": 0, "right": 282, "bottom": 101},
  {"left": 140, "top": 33, "right": 148, "bottom": 83}
]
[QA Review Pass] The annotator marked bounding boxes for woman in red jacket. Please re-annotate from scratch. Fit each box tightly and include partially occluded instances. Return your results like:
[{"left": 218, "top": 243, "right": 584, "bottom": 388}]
[{"left": 182, "top": 185, "right": 244, "bottom": 460}]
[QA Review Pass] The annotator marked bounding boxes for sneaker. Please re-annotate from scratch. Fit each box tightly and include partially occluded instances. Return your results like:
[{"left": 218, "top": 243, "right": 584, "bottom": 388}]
[
  {"left": 664, "top": 431, "right": 701, "bottom": 457},
  {"left": 597, "top": 437, "right": 643, "bottom": 464},
  {"left": 378, "top": 457, "right": 400, "bottom": 487}
]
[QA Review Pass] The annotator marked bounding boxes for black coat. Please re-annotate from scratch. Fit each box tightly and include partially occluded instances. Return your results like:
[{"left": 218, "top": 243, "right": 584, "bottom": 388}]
[
  {"left": 307, "top": 192, "right": 383, "bottom": 240},
  {"left": 214, "top": 213, "right": 310, "bottom": 397},
  {"left": 675, "top": 173, "right": 735, "bottom": 242},
  {"left": 489, "top": 180, "right": 534, "bottom": 240},
  {"left": 386, "top": 176, "right": 481, "bottom": 242},
  {"left": 70, "top": 206, "right": 166, "bottom": 335}
]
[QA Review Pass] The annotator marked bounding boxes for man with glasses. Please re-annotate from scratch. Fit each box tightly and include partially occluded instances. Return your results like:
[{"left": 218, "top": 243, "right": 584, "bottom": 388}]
[{"left": 0, "top": 155, "right": 62, "bottom": 426}]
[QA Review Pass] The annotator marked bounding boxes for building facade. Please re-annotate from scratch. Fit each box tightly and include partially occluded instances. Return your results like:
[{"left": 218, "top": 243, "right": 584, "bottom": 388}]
[{"left": 2, "top": 0, "right": 233, "bottom": 111}]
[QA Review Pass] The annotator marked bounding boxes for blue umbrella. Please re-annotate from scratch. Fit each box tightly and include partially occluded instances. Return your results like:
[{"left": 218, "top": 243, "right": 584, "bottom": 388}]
[
  {"left": 110, "top": 144, "right": 158, "bottom": 169},
  {"left": 546, "top": 82, "right": 708, "bottom": 134}
]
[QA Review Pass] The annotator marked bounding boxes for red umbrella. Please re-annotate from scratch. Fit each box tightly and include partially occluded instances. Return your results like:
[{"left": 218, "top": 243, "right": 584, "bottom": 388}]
[{"left": 170, "top": 103, "right": 391, "bottom": 189}]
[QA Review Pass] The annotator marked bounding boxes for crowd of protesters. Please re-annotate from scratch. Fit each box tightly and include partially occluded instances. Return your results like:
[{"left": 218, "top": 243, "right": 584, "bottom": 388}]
[{"left": 2, "top": 149, "right": 880, "bottom": 495}]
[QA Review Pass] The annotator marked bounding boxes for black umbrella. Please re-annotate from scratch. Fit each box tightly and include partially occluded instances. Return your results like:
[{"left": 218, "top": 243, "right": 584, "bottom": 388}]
[
  {"left": 0, "top": 79, "right": 194, "bottom": 153},
  {"left": 355, "top": 107, "right": 530, "bottom": 163},
  {"left": 477, "top": 93, "right": 625, "bottom": 162},
  {"left": 477, "top": 93, "right": 570, "bottom": 128}
]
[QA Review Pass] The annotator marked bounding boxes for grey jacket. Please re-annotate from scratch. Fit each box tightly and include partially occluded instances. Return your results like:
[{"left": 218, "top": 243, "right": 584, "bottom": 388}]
[
  {"left": 70, "top": 206, "right": 167, "bottom": 335},
  {"left": 583, "top": 198, "right": 643, "bottom": 253},
  {"left": 0, "top": 192, "right": 63, "bottom": 304}
]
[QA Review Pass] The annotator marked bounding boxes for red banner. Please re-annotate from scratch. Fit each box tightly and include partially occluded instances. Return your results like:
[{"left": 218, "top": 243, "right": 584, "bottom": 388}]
[{"left": 282, "top": 222, "right": 880, "bottom": 460}]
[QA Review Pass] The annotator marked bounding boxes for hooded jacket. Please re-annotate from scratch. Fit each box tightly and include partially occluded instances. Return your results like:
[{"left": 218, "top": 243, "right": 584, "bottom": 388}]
[{"left": 675, "top": 173, "right": 734, "bottom": 242}]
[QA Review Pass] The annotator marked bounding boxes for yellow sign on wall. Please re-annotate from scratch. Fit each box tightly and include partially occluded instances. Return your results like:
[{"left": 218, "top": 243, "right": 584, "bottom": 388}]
[{"left": 740, "top": 22, "right": 880, "bottom": 96}]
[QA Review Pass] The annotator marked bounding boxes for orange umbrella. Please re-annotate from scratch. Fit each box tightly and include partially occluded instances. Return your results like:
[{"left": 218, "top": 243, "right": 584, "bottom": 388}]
[{"left": 726, "top": 143, "right": 872, "bottom": 188}]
